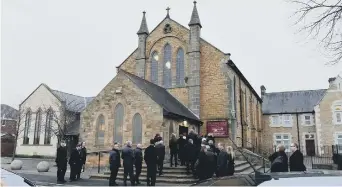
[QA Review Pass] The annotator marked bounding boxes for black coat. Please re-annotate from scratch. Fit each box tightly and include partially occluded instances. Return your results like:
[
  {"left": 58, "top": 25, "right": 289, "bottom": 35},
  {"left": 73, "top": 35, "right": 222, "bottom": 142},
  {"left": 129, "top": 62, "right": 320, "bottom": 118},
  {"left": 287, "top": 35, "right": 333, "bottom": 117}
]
[
  {"left": 55, "top": 146, "right": 68, "bottom": 168},
  {"left": 289, "top": 150, "right": 306, "bottom": 171},
  {"left": 227, "top": 153, "right": 235, "bottom": 175},
  {"left": 134, "top": 148, "right": 143, "bottom": 166},
  {"left": 69, "top": 148, "right": 81, "bottom": 167},
  {"left": 144, "top": 145, "right": 157, "bottom": 166},
  {"left": 121, "top": 146, "right": 135, "bottom": 168},
  {"left": 217, "top": 150, "right": 228, "bottom": 177},
  {"left": 269, "top": 151, "right": 289, "bottom": 172},
  {"left": 109, "top": 148, "right": 121, "bottom": 169},
  {"left": 184, "top": 143, "right": 197, "bottom": 161},
  {"left": 169, "top": 139, "right": 178, "bottom": 154},
  {"left": 80, "top": 147, "right": 87, "bottom": 165},
  {"left": 155, "top": 143, "right": 165, "bottom": 160}
]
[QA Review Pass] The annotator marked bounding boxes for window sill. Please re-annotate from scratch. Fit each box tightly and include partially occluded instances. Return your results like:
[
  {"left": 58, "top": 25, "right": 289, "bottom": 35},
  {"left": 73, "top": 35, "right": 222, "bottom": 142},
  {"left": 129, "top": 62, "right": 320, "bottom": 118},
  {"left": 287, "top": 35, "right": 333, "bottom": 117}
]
[
  {"left": 302, "top": 124, "right": 315, "bottom": 126},
  {"left": 269, "top": 125, "right": 293, "bottom": 128},
  {"left": 334, "top": 123, "right": 342, "bottom": 125},
  {"left": 21, "top": 144, "right": 53, "bottom": 146}
]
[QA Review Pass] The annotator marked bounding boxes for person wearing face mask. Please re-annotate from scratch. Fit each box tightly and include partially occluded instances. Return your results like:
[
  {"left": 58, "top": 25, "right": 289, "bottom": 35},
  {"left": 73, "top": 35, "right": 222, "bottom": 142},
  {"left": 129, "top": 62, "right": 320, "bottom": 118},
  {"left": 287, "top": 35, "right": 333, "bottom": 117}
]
[
  {"left": 289, "top": 143, "right": 306, "bottom": 172},
  {"left": 55, "top": 141, "right": 67, "bottom": 183},
  {"left": 69, "top": 144, "right": 81, "bottom": 181}
]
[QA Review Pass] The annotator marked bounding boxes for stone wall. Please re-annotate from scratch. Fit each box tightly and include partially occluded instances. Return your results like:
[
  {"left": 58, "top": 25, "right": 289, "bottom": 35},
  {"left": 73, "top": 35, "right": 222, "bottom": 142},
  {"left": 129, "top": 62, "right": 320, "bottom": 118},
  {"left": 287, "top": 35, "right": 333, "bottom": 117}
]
[{"left": 80, "top": 72, "right": 164, "bottom": 152}]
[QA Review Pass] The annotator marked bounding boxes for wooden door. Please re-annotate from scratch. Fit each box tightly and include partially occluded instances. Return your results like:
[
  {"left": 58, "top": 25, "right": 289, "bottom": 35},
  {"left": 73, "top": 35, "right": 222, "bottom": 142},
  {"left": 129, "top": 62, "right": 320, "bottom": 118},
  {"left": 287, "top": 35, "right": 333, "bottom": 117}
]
[{"left": 306, "top": 140, "right": 316, "bottom": 156}]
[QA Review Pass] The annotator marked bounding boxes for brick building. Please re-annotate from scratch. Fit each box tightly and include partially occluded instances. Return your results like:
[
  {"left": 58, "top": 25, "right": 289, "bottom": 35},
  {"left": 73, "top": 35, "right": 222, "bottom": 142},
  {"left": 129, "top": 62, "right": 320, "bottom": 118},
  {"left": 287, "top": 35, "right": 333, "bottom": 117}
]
[
  {"left": 1, "top": 104, "right": 18, "bottom": 156},
  {"left": 81, "top": 2, "right": 263, "bottom": 151},
  {"left": 261, "top": 75, "right": 342, "bottom": 156}
]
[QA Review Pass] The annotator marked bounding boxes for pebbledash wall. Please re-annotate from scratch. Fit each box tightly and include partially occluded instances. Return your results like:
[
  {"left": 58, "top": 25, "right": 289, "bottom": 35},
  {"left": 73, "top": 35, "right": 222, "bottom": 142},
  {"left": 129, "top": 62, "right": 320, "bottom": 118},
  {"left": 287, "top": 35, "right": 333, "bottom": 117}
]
[
  {"left": 262, "top": 76, "right": 342, "bottom": 156},
  {"left": 119, "top": 3, "right": 263, "bottom": 148},
  {"left": 16, "top": 84, "right": 61, "bottom": 157}
]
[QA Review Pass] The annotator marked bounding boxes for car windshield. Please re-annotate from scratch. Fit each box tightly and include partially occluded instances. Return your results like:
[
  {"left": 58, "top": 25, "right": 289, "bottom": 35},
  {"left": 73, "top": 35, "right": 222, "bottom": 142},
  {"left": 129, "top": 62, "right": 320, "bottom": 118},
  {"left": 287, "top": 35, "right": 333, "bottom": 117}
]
[{"left": 1, "top": 169, "right": 35, "bottom": 186}]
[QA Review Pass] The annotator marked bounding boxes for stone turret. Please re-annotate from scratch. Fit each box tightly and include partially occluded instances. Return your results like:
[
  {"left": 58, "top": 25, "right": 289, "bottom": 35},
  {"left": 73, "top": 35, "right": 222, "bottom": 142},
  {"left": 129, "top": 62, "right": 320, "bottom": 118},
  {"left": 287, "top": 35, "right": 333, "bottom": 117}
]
[
  {"left": 260, "top": 85, "right": 266, "bottom": 99},
  {"left": 136, "top": 11, "right": 149, "bottom": 78},
  {"left": 188, "top": 1, "right": 202, "bottom": 117}
]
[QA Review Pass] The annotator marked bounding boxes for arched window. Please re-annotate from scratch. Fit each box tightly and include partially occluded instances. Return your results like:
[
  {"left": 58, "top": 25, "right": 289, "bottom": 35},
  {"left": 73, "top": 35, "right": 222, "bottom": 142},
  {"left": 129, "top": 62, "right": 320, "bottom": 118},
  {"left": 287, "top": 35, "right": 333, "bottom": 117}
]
[
  {"left": 33, "top": 109, "right": 42, "bottom": 144},
  {"left": 176, "top": 48, "right": 185, "bottom": 86},
  {"left": 163, "top": 44, "right": 172, "bottom": 88},
  {"left": 44, "top": 109, "right": 53, "bottom": 145},
  {"left": 333, "top": 101, "right": 342, "bottom": 125},
  {"left": 23, "top": 110, "right": 31, "bottom": 144},
  {"left": 96, "top": 114, "right": 105, "bottom": 146},
  {"left": 114, "top": 103, "right": 124, "bottom": 144},
  {"left": 132, "top": 113, "right": 142, "bottom": 144},
  {"left": 151, "top": 51, "right": 159, "bottom": 84}
]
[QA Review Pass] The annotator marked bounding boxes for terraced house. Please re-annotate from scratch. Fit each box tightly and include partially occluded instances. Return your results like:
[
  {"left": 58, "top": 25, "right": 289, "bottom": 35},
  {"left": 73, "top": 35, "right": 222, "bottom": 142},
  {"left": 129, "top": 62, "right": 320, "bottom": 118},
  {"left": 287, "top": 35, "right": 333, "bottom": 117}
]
[
  {"left": 80, "top": 2, "right": 263, "bottom": 151},
  {"left": 261, "top": 75, "right": 342, "bottom": 156}
]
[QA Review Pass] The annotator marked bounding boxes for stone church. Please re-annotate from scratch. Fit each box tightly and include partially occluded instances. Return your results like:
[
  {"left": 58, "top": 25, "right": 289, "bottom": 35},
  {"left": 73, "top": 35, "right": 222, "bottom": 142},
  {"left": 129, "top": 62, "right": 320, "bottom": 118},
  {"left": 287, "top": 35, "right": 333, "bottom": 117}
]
[{"left": 80, "top": 2, "right": 263, "bottom": 151}]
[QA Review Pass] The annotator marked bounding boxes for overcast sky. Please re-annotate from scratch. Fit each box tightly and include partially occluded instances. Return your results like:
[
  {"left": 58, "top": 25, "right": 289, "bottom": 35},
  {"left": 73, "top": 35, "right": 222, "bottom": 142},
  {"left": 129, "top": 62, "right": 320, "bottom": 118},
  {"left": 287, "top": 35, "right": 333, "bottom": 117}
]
[{"left": 2, "top": 0, "right": 342, "bottom": 109}]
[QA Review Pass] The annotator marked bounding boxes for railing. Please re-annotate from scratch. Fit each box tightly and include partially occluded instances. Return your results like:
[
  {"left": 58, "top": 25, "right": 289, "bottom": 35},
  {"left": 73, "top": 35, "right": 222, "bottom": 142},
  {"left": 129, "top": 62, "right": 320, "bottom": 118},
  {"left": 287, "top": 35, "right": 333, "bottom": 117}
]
[{"left": 239, "top": 148, "right": 272, "bottom": 173}]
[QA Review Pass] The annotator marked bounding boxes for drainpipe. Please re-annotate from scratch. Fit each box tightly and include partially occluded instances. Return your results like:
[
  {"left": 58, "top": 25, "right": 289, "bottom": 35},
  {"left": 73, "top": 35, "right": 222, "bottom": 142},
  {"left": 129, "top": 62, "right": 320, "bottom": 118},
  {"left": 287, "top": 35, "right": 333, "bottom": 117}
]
[
  {"left": 239, "top": 79, "right": 244, "bottom": 147},
  {"left": 296, "top": 112, "right": 301, "bottom": 151}
]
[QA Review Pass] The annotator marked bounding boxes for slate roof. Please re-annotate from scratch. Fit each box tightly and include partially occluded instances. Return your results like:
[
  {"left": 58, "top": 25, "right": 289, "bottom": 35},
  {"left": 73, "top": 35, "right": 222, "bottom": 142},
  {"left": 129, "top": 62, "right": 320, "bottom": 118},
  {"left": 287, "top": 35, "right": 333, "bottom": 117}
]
[
  {"left": 262, "top": 89, "right": 327, "bottom": 114},
  {"left": 51, "top": 90, "right": 94, "bottom": 113},
  {"left": 65, "top": 120, "right": 80, "bottom": 135},
  {"left": 121, "top": 70, "right": 202, "bottom": 124}
]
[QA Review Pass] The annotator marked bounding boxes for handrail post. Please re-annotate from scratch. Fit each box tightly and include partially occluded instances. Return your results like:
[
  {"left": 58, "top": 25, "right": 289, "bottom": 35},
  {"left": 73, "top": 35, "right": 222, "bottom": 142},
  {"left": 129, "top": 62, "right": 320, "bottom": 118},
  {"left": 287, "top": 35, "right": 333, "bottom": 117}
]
[
  {"left": 263, "top": 158, "right": 265, "bottom": 173},
  {"left": 98, "top": 151, "right": 101, "bottom": 173}
]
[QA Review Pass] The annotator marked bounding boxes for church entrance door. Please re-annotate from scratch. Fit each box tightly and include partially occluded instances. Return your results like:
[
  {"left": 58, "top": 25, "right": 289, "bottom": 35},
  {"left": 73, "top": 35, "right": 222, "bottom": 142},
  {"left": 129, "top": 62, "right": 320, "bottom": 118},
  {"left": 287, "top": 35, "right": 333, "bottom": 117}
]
[{"left": 179, "top": 126, "right": 188, "bottom": 136}]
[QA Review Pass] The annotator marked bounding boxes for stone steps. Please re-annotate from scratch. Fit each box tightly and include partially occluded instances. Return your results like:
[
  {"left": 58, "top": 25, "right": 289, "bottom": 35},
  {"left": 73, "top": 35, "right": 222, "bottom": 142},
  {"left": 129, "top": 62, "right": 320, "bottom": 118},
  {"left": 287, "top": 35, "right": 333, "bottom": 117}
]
[{"left": 90, "top": 160, "right": 256, "bottom": 184}]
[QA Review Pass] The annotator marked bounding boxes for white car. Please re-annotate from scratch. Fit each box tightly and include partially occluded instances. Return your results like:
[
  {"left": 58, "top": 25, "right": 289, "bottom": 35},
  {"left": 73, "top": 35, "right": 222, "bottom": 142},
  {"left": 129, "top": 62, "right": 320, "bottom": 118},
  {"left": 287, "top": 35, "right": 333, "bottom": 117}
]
[
  {"left": 1, "top": 168, "right": 36, "bottom": 186},
  {"left": 258, "top": 176, "right": 342, "bottom": 186}
]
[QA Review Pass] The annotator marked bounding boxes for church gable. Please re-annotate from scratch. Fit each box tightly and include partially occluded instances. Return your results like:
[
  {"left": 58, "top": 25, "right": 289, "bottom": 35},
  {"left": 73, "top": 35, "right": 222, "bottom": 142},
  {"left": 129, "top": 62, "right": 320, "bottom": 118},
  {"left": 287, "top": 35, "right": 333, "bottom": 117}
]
[{"left": 117, "top": 49, "right": 138, "bottom": 74}]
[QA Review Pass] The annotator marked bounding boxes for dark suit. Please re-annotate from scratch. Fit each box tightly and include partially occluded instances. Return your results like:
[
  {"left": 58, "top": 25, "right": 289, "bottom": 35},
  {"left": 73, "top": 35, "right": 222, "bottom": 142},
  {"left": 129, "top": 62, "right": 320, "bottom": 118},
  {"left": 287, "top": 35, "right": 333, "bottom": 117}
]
[
  {"left": 109, "top": 148, "right": 121, "bottom": 186},
  {"left": 169, "top": 139, "right": 178, "bottom": 167},
  {"left": 121, "top": 146, "right": 135, "bottom": 185},
  {"left": 134, "top": 148, "right": 143, "bottom": 184},
  {"left": 155, "top": 142, "right": 165, "bottom": 175},
  {"left": 290, "top": 150, "right": 306, "bottom": 171},
  {"left": 144, "top": 145, "right": 157, "bottom": 186},
  {"left": 217, "top": 151, "right": 228, "bottom": 177},
  {"left": 69, "top": 148, "right": 81, "bottom": 181},
  {"left": 184, "top": 143, "right": 197, "bottom": 174},
  {"left": 269, "top": 151, "right": 289, "bottom": 172},
  {"left": 55, "top": 146, "right": 67, "bottom": 182}
]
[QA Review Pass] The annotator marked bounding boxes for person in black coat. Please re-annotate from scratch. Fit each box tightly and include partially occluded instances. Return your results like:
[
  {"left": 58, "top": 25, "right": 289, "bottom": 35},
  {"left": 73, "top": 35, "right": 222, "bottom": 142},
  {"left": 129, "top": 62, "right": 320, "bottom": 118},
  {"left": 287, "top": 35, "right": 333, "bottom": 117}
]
[
  {"left": 289, "top": 143, "right": 306, "bottom": 172},
  {"left": 169, "top": 133, "right": 178, "bottom": 167},
  {"left": 109, "top": 143, "right": 121, "bottom": 186},
  {"left": 144, "top": 139, "right": 158, "bottom": 186},
  {"left": 269, "top": 144, "right": 289, "bottom": 172},
  {"left": 55, "top": 141, "right": 68, "bottom": 183},
  {"left": 121, "top": 141, "right": 135, "bottom": 186},
  {"left": 184, "top": 139, "right": 197, "bottom": 175},
  {"left": 177, "top": 134, "right": 187, "bottom": 166},
  {"left": 69, "top": 144, "right": 82, "bottom": 181},
  {"left": 226, "top": 146, "right": 235, "bottom": 176},
  {"left": 205, "top": 145, "right": 216, "bottom": 179},
  {"left": 134, "top": 144, "right": 143, "bottom": 185},
  {"left": 155, "top": 140, "right": 165, "bottom": 176},
  {"left": 216, "top": 143, "right": 228, "bottom": 177},
  {"left": 80, "top": 142, "right": 87, "bottom": 173}
]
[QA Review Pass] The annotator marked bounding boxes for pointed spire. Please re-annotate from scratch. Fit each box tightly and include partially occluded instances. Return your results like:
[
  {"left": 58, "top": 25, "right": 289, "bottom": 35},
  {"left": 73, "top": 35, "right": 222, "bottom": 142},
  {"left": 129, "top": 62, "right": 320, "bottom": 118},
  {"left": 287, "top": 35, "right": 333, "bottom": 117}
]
[
  {"left": 188, "top": 1, "right": 202, "bottom": 28},
  {"left": 166, "top": 7, "right": 171, "bottom": 18},
  {"left": 137, "top": 11, "right": 149, "bottom": 35}
]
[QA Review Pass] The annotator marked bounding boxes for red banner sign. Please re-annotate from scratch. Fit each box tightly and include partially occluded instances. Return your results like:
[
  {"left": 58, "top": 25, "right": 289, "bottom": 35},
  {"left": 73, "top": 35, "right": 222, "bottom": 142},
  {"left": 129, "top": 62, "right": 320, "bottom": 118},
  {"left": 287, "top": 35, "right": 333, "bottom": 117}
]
[{"left": 206, "top": 120, "right": 229, "bottom": 137}]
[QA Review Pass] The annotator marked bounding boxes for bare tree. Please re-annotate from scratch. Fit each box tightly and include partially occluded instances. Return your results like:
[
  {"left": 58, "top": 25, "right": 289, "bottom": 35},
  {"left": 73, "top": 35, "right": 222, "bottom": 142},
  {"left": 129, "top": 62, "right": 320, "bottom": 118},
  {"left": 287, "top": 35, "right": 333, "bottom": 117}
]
[
  {"left": 291, "top": 0, "right": 342, "bottom": 64},
  {"left": 11, "top": 107, "right": 29, "bottom": 161}
]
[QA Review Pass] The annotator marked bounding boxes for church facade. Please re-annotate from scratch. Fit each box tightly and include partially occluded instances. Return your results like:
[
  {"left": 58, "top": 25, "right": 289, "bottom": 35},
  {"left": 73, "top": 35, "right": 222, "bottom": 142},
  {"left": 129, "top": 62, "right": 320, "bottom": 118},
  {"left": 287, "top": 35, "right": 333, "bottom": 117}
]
[{"left": 80, "top": 2, "right": 263, "bottom": 151}]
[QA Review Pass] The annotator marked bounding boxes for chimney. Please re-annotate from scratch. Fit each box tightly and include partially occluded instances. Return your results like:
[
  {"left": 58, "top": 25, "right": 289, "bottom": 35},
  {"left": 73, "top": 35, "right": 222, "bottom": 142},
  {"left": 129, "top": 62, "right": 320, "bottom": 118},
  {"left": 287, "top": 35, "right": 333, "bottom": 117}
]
[
  {"left": 260, "top": 85, "right": 266, "bottom": 99},
  {"left": 328, "top": 77, "right": 336, "bottom": 88}
]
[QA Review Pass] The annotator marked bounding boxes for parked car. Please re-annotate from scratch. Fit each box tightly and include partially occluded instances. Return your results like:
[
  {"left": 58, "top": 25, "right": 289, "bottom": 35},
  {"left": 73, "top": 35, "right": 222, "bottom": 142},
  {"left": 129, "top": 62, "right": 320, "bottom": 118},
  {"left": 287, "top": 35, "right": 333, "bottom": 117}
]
[{"left": 1, "top": 168, "right": 36, "bottom": 186}]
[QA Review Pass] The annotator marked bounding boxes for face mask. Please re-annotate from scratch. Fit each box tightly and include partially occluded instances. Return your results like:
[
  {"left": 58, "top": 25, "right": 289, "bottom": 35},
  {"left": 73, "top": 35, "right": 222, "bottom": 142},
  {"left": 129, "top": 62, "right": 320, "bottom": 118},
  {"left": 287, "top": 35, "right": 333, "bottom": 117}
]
[
  {"left": 61, "top": 143, "right": 66, "bottom": 147},
  {"left": 183, "top": 136, "right": 186, "bottom": 139}
]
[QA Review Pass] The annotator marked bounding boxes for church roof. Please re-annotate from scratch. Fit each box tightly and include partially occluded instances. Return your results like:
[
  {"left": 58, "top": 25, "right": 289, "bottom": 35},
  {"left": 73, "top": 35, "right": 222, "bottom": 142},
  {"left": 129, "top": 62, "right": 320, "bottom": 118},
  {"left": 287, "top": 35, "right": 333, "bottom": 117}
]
[
  {"left": 51, "top": 90, "right": 94, "bottom": 113},
  {"left": 137, "top": 11, "right": 149, "bottom": 35},
  {"left": 188, "top": 1, "right": 202, "bottom": 28},
  {"left": 121, "top": 70, "right": 202, "bottom": 124},
  {"left": 262, "top": 89, "right": 326, "bottom": 114}
]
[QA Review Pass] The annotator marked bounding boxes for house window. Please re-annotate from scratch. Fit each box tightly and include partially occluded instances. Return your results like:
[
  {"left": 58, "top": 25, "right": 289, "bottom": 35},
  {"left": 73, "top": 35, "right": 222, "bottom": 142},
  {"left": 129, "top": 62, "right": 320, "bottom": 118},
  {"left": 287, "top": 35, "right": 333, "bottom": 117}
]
[
  {"left": 150, "top": 51, "right": 158, "bottom": 84},
  {"left": 23, "top": 110, "right": 32, "bottom": 144},
  {"left": 163, "top": 44, "right": 172, "bottom": 88},
  {"left": 283, "top": 115, "right": 291, "bottom": 125},
  {"left": 274, "top": 133, "right": 291, "bottom": 152},
  {"left": 271, "top": 115, "right": 279, "bottom": 125},
  {"left": 132, "top": 113, "right": 142, "bottom": 144},
  {"left": 33, "top": 109, "right": 42, "bottom": 145},
  {"left": 304, "top": 115, "right": 311, "bottom": 125},
  {"left": 333, "top": 102, "right": 342, "bottom": 125},
  {"left": 176, "top": 48, "right": 184, "bottom": 86},
  {"left": 44, "top": 109, "right": 53, "bottom": 145},
  {"left": 96, "top": 114, "right": 105, "bottom": 146},
  {"left": 114, "top": 103, "right": 124, "bottom": 144}
]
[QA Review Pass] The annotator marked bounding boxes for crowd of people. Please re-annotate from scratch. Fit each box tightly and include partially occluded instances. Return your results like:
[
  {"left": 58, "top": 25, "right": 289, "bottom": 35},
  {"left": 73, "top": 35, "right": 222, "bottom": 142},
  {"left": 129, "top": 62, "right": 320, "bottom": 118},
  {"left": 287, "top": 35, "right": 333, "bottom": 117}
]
[
  {"left": 108, "top": 130, "right": 236, "bottom": 186},
  {"left": 55, "top": 141, "right": 87, "bottom": 184}
]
